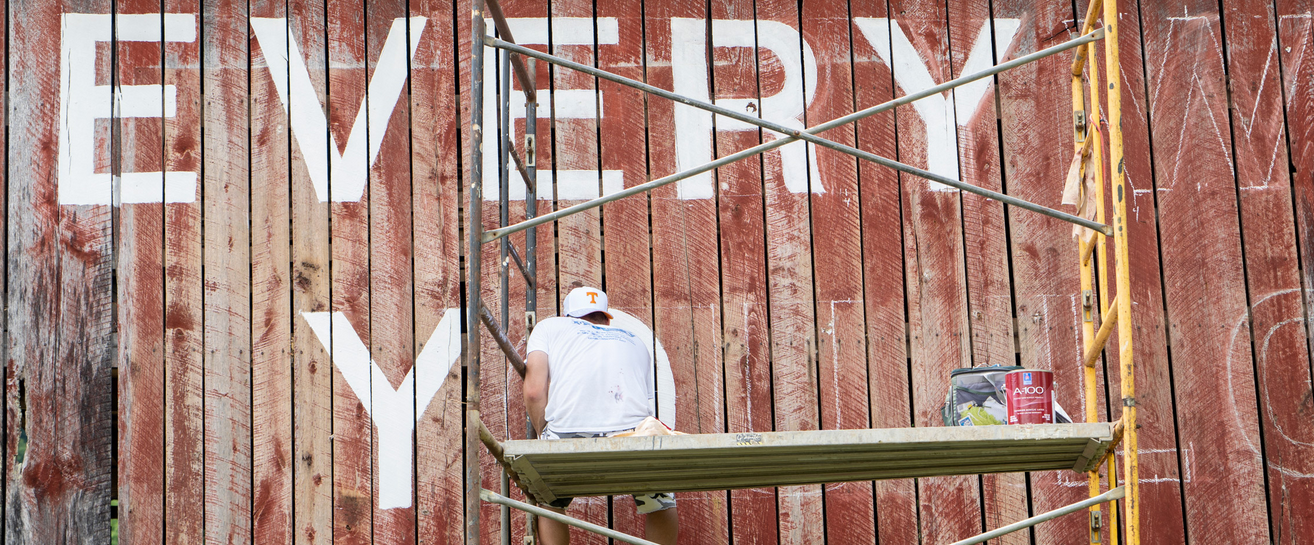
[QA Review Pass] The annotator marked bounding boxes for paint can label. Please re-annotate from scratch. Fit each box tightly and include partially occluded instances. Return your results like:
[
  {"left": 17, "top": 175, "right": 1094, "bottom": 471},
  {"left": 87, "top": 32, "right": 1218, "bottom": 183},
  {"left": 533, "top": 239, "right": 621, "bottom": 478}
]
[{"left": 1005, "top": 369, "right": 1054, "bottom": 424}]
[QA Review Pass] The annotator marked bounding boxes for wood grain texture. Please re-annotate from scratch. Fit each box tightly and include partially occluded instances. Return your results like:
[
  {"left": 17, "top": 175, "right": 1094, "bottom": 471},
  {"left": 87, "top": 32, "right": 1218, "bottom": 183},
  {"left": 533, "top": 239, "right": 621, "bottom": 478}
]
[
  {"left": 991, "top": 1, "right": 1094, "bottom": 542},
  {"left": 114, "top": 2, "right": 167, "bottom": 543},
  {"left": 161, "top": 1, "right": 208, "bottom": 542},
  {"left": 596, "top": 0, "right": 655, "bottom": 538},
  {"left": 411, "top": 0, "right": 464, "bottom": 540},
  {"left": 847, "top": 6, "right": 920, "bottom": 543},
  {"left": 1220, "top": 0, "right": 1314, "bottom": 541},
  {"left": 327, "top": 0, "right": 374, "bottom": 540},
  {"left": 1083, "top": 0, "right": 1189, "bottom": 540},
  {"left": 882, "top": 0, "right": 982, "bottom": 540},
  {"left": 642, "top": 1, "right": 730, "bottom": 542},
  {"left": 546, "top": 0, "right": 611, "bottom": 540},
  {"left": 364, "top": 1, "right": 417, "bottom": 541},
  {"left": 799, "top": 0, "right": 874, "bottom": 541},
  {"left": 946, "top": 2, "right": 1031, "bottom": 540},
  {"left": 1276, "top": 0, "right": 1314, "bottom": 539},
  {"left": 6, "top": 0, "right": 115, "bottom": 542},
  {"left": 249, "top": 0, "right": 294, "bottom": 542},
  {"left": 708, "top": 0, "right": 780, "bottom": 540},
  {"left": 1139, "top": 0, "right": 1271, "bottom": 541},
  {"left": 749, "top": 1, "right": 824, "bottom": 542},
  {"left": 288, "top": 0, "right": 335, "bottom": 542}
]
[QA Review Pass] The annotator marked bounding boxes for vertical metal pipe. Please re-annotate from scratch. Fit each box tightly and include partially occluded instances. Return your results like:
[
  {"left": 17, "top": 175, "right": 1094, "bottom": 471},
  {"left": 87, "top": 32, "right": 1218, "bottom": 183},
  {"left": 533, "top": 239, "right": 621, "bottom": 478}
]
[
  {"left": 523, "top": 58, "right": 540, "bottom": 544},
  {"left": 498, "top": 48, "right": 512, "bottom": 545},
  {"left": 1101, "top": 0, "right": 1139, "bottom": 541},
  {"left": 466, "top": 1, "right": 487, "bottom": 543},
  {"left": 525, "top": 60, "right": 538, "bottom": 341}
]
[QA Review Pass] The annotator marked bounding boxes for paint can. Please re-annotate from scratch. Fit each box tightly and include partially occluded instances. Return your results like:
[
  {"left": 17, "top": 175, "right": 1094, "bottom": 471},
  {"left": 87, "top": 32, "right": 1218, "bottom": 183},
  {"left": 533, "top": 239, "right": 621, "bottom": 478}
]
[{"left": 1005, "top": 369, "right": 1054, "bottom": 424}]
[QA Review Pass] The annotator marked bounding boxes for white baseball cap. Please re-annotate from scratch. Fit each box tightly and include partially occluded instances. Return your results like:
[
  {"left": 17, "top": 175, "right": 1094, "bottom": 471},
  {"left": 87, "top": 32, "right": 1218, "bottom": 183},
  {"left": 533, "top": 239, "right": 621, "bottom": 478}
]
[{"left": 563, "top": 286, "right": 612, "bottom": 319}]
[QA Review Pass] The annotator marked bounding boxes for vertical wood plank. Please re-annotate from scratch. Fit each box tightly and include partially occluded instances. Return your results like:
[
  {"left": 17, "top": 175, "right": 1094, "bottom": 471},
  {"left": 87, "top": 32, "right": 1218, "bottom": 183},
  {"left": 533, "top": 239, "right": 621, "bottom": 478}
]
[
  {"left": 879, "top": 0, "right": 982, "bottom": 540},
  {"left": 707, "top": 0, "right": 780, "bottom": 540},
  {"left": 249, "top": 0, "right": 294, "bottom": 542},
  {"left": 548, "top": 2, "right": 608, "bottom": 541},
  {"left": 113, "top": 1, "right": 166, "bottom": 542},
  {"left": 799, "top": 0, "right": 874, "bottom": 541},
  {"left": 7, "top": 0, "right": 117, "bottom": 542},
  {"left": 596, "top": 0, "right": 655, "bottom": 538},
  {"left": 410, "top": 0, "right": 464, "bottom": 540},
  {"left": 643, "top": 1, "right": 730, "bottom": 542},
  {"left": 992, "top": 1, "right": 1095, "bottom": 541},
  {"left": 748, "top": 1, "right": 824, "bottom": 542},
  {"left": 326, "top": 0, "right": 373, "bottom": 540},
  {"left": 364, "top": 2, "right": 418, "bottom": 542},
  {"left": 287, "top": 0, "right": 335, "bottom": 541},
  {"left": 848, "top": 7, "right": 920, "bottom": 543},
  {"left": 1138, "top": 0, "right": 1271, "bottom": 541},
  {"left": 159, "top": 1, "right": 207, "bottom": 542},
  {"left": 945, "top": 2, "right": 1031, "bottom": 540},
  {"left": 1221, "top": 0, "right": 1314, "bottom": 541},
  {"left": 1275, "top": 0, "right": 1314, "bottom": 538},
  {"left": 1083, "top": 0, "right": 1189, "bottom": 540},
  {"left": 197, "top": 0, "right": 253, "bottom": 541}
]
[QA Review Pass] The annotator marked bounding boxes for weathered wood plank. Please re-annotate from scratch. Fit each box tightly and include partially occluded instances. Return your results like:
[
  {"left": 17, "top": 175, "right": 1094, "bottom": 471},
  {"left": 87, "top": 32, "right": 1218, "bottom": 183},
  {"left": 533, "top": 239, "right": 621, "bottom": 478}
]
[
  {"left": 799, "top": 0, "right": 874, "bottom": 541},
  {"left": 326, "top": 0, "right": 373, "bottom": 540},
  {"left": 1220, "top": 0, "right": 1314, "bottom": 541},
  {"left": 249, "top": 0, "right": 294, "bottom": 542},
  {"left": 1138, "top": 0, "right": 1270, "bottom": 541},
  {"left": 113, "top": 2, "right": 167, "bottom": 543},
  {"left": 158, "top": 1, "right": 208, "bottom": 542},
  {"left": 596, "top": 0, "right": 656, "bottom": 538},
  {"left": 876, "top": 0, "right": 982, "bottom": 540},
  {"left": 946, "top": 2, "right": 1030, "bottom": 540},
  {"left": 992, "top": 2, "right": 1098, "bottom": 542},
  {"left": 8, "top": 0, "right": 116, "bottom": 542},
  {"left": 198, "top": 0, "right": 256, "bottom": 526},
  {"left": 1082, "top": 0, "right": 1189, "bottom": 540},
  {"left": 364, "top": 1, "right": 418, "bottom": 541},
  {"left": 848, "top": 7, "right": 919, "bottom": 543},
  {"left": 546, "top": 2, "right": 611, "bottom": 541},
  {"left": 707, "top": 0, "right": 780, "bottom": 540},
  {"left": 410, "top": 0, "right": 464, "bottom": 540},
  {"left": 285, "top": 0, "right": 335, "bottom": 541},
  {"left": 748, "top": 0, "right": 824, "bottom": 542},
  {"left": 1276, "top": 1, "right": 1314, "bottom": 540},
  {"left": 643, "top": 1, "right": 730, "bottom": 541}
]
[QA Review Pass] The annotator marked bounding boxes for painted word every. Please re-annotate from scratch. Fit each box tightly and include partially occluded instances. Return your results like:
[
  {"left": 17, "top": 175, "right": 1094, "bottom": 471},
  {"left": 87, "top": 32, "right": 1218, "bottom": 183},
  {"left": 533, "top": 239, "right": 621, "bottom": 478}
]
[{"left": 56, "top": 13, "right": 1021, "bottom": 205}]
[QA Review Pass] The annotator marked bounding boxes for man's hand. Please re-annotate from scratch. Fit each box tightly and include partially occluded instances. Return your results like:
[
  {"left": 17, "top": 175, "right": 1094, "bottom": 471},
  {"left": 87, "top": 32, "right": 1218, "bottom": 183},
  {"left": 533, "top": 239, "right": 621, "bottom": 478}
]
[{"left": 524, "top": 351, "right": 550, "bottom": 437}]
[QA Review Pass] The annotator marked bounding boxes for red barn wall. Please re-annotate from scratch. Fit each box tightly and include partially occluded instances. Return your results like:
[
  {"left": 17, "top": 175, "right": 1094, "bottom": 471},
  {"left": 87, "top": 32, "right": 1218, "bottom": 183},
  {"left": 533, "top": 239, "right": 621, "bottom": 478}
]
[{"left": 3, "top": 0, "right": 1312, "bottom": 543}]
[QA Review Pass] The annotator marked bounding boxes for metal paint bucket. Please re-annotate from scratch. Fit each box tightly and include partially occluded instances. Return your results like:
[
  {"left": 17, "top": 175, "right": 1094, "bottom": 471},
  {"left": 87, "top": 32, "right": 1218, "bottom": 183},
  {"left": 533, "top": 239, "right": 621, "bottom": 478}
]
[{"left": 1005, "top": 369, "right": 1054, "bottom": 424}]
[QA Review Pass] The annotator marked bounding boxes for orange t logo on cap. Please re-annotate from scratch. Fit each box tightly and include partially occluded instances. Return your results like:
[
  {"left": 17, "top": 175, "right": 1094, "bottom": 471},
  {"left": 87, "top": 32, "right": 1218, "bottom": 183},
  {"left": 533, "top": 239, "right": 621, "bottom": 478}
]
[{"left": 587, "top": 292, "right": 598, "bottom": 303}]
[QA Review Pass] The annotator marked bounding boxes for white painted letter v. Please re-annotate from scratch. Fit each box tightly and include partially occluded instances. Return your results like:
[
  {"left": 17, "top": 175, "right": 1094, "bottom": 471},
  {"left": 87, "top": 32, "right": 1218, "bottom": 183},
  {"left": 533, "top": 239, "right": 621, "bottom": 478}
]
[{"left": 251, "top": 17, "right": 426, "bottom": 202}]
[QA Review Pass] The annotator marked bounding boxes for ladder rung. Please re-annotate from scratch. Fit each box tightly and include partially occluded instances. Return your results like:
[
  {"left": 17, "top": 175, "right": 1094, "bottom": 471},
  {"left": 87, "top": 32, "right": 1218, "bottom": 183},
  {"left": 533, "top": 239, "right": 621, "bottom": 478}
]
[
  {"left": 1082, "top": 295, "right": 1120, "bottom": 369},
  {"left": 480, "top": 304, "right": 527, "bottom": 377},
  {"left": 484, "top": 0, "right": 536, "bottom": 102},
  {"left": 507, "top": 140, "right": 535, "bottom": 195},
  {"left": 504, "top": 241, "right": 534, "bottom": 290}
]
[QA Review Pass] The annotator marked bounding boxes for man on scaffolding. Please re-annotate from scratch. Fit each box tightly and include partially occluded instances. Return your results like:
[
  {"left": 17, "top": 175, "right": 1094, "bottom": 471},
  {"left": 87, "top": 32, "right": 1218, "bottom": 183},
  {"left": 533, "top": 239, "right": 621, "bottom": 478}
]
[{"left": 523, "top": 286, "right": 680, "bottom": 545}]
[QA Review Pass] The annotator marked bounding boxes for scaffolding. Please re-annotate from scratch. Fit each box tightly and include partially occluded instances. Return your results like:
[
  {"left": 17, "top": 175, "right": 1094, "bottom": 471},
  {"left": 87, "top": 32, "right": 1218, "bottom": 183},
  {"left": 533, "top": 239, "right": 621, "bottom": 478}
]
[{"left": 463, "top": 0, "right": 1140, "bottom": 542}]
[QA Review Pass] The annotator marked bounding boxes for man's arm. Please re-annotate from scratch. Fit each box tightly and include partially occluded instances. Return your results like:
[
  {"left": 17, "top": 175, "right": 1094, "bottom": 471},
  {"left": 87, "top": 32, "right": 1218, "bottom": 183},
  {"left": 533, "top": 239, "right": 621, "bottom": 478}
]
[{"left": 524, "top": 350, "right": 550, "bottom": 437}]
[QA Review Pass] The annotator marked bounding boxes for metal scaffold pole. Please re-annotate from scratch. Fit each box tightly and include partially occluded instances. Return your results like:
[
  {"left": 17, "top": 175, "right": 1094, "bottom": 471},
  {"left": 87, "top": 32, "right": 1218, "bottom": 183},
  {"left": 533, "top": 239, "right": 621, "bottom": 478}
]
[
  {"left": 1102, "top": 0, "right": 1140, "bottom": 541},
  {"left": 466, "top": 0, "right": 486, "bottom": 543}
]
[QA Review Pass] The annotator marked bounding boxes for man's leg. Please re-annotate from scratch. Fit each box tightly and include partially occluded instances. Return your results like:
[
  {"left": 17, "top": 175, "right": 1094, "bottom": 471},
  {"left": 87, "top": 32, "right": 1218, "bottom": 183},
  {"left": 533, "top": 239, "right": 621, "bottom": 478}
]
[
  {"left": 536, "top": 507, "right": 571, "bottom": 545},
  {"left": 644, "top": 507, "right": 679, "bottom": 545}
]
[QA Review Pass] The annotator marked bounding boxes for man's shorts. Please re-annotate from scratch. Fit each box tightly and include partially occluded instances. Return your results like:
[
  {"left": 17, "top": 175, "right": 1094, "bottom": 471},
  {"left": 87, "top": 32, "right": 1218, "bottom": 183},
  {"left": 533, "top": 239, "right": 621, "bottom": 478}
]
[{"left": 539, "top": 429, "right": 676, "bottom": 514}]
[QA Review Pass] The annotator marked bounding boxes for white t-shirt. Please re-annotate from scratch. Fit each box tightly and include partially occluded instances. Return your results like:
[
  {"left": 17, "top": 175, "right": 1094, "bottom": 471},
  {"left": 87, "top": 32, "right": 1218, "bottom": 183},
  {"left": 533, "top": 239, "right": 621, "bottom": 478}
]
[{"left": 527, "top": 316, "right": 654, "bottom": 434}]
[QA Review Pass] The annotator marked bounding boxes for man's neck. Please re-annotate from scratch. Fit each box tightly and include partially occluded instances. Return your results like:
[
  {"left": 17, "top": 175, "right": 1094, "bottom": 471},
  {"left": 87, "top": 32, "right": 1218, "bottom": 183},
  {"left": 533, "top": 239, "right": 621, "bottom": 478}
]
[{"left": 579, "top": 313, "right": 611, "bottom": 326}]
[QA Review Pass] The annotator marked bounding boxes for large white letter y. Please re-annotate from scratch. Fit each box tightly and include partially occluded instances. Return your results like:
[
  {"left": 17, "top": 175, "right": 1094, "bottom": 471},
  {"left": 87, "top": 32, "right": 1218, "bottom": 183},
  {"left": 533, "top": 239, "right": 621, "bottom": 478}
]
[
  {"left": 301, "top": 310, "right": 462, "bottom": 509},
  {"left": 853, "top": 18, "right": 1019, "bottom": 191}
]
